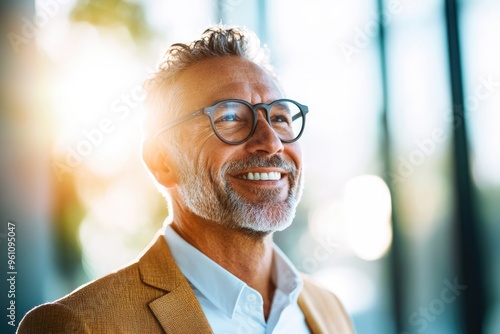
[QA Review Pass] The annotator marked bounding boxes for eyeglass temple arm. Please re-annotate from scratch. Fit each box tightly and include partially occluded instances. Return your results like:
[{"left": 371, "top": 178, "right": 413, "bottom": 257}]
[
  {"left": 291, "top": 106, "right": 308, "bottom": 121},
  {"left": 154, "top": 109, "right": 205, "bottom": 138}
]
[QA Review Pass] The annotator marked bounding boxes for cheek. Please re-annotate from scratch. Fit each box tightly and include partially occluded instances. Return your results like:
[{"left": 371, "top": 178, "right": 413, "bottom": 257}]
[
  {"left": 287, "top": 143, "right": 303, "bottom": 170},
  {"left": 192, "top": 122, "right": 218, "bottom": 146},
  {"left": 192, "top": 138, "right": 232, "bottom": 177},
  {"left": 198, "top": 132, "right": 216, "bottom": 147},
  {"left": 204, "top": 149, "right": 229, "bottom": 172},
  {"left": 179, "top": 124, "right": 214, "bottom": 157}
]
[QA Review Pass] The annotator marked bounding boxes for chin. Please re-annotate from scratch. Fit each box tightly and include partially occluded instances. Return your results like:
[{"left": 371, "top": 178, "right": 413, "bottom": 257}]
[
  {"left": 236, "top": 227, "right": 273, "bottom": 238},
  {"left": 233, "top": 213, "right": 295, "bottom": 237}
]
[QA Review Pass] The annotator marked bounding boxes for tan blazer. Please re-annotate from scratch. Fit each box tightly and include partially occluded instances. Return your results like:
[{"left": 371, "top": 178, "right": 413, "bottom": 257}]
[{"left": 18, "top": 234, "right": 354, "bottom": 333}]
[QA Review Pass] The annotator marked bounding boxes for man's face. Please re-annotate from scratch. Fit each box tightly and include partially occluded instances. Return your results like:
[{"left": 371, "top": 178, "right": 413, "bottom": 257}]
[{"left": 169, "top": 56, "right": 303, "bottom": 235}]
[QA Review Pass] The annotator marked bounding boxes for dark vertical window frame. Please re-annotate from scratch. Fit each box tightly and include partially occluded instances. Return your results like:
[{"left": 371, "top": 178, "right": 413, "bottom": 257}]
[{"left": 444, "top": 0, "right": 486, "bottom": 333}]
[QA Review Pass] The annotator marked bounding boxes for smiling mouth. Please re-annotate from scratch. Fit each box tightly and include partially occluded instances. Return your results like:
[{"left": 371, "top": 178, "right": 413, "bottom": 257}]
[{"left": 236, "top": 172, "right": 282, "bottom": 181}]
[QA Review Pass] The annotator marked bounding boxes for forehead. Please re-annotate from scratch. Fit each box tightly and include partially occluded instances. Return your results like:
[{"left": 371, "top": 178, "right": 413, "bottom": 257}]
[{"left": 174, "top": 56, "right": 283, "bottom": 110}]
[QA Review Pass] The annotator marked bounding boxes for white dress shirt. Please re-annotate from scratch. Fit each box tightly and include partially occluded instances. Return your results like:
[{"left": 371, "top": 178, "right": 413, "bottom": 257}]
[{"left": 164, "top": 224, "right": 311, "bottom": 334}]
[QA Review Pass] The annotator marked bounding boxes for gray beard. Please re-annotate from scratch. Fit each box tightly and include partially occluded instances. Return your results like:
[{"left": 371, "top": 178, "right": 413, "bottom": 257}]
[{"left": 176, "top": 154, "right": 303, "bottom": 236}]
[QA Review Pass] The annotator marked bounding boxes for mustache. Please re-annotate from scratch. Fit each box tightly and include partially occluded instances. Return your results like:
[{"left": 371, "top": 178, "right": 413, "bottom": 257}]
[{"left": 223, "top": 155, "right": 297, "bottom": 175}]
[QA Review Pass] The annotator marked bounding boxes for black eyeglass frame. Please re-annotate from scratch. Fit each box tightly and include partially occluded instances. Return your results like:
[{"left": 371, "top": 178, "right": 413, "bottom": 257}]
[{"left": 153, "top": 98, "right": 309, "bottom": 145}]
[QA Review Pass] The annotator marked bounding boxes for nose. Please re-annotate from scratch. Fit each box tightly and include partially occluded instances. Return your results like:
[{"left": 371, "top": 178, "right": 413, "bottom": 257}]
[{"left": 244, "top": 112, "right": 284, "bottom": 155}]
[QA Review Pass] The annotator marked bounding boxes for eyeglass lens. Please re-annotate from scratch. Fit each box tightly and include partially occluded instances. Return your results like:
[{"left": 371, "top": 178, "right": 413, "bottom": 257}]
[{"left": 212, "top": 101, "right": 304, "bottom": 143}]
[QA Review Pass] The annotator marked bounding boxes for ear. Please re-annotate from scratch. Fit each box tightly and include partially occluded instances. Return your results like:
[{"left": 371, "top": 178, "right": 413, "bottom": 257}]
[{"left": 142, "top": 138, "right": 178, "bottom": 188}]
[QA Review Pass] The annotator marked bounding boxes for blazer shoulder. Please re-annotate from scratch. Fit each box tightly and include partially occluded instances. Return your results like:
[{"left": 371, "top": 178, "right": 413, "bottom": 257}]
[
  {"left": 17, "top": 263, "right": 145, "bottom": 333},
  {"left": 17, "top": 302, "right": 90, "bottom": 334},
  {"left": 300, "top": 275, "right": 356, "bottom": 333},
  {"left": 17, "top": 234, "right": 184, "bottom": 333}
]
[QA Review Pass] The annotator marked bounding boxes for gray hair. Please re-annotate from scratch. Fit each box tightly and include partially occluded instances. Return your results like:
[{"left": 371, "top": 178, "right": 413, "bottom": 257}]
[{"left": 143, "top": 25, "right": 276, "bottom": 144}]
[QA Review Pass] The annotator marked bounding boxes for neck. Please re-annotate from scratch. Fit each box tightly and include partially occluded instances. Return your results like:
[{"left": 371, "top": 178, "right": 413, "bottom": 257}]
[{"left": 170, "top": 214, "right": 276, "bottom": 319}]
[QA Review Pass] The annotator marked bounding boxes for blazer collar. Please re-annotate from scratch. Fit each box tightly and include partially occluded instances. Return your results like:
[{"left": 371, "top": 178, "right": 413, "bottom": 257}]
[
  {"left": 138, "top": 232, "right": 214, "bottom": 334},
  {"left": 298, "top": 289, "right": 325, "bottom": 334},
  {"left": 137, "top": 232, "right": 329, "bottom": 334}
]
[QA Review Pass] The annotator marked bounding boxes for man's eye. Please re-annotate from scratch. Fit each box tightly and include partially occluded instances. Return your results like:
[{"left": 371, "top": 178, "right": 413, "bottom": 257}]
[
  {"left": 217, "top": 113, "right": 238, "bottom": 122},
  {"left": 271, "top": 114, "right": 292, "bottom": 125}
]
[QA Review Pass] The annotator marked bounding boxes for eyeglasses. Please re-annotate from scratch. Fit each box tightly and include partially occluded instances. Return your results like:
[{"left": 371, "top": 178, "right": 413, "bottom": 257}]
[{"left": 154, "top": 99, "right": 309, "bottom": 145}]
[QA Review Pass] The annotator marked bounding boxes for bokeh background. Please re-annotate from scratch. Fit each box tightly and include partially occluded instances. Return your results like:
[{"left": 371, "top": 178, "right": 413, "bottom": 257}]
[{"left": 1, "top": 0, "right": 499, "bottom": 333}]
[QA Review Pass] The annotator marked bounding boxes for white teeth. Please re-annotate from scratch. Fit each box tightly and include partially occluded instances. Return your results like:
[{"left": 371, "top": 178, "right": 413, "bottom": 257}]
[{"left": 238, "top": 172, "right": 281, "bottom": 181}]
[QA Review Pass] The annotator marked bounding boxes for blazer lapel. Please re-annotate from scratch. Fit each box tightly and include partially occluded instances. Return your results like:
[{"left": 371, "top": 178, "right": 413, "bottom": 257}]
[
  {"left": 298, "top": 291, "right": 326, "bottom": 334},
  {"left": 138, "top": 233, "right": 213, "bottom": 334},
  {"left": 298, "top": 277, "right": 355, "bottom": 334}
]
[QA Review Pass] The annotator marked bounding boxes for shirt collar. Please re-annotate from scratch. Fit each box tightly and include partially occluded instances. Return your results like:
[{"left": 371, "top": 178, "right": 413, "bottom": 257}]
[
  {"left": 271, "top": 245, "right": 303, "bottom": 304},
  {"left": 163, "top": 223, "right": 303, "bottom": 318}
]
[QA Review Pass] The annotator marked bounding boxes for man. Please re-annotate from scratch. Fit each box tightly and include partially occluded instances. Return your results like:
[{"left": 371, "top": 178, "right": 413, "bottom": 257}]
[{"left": 18, "top": 26, "right": 354, "bottom": 333}]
